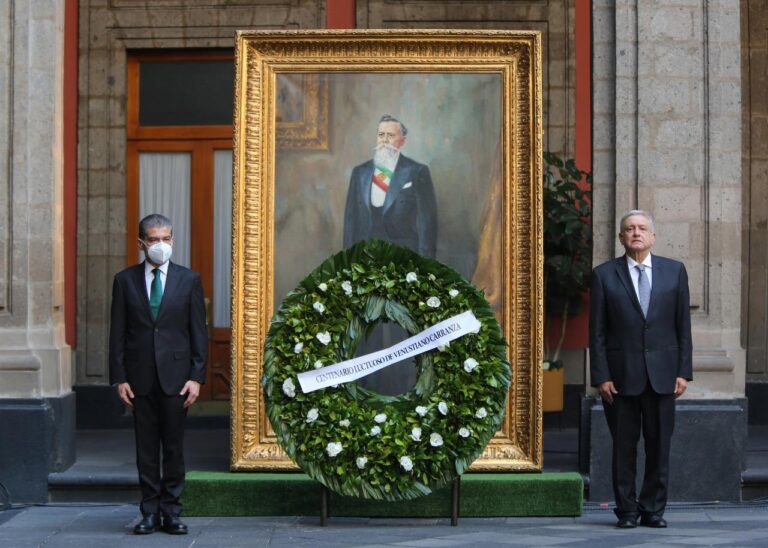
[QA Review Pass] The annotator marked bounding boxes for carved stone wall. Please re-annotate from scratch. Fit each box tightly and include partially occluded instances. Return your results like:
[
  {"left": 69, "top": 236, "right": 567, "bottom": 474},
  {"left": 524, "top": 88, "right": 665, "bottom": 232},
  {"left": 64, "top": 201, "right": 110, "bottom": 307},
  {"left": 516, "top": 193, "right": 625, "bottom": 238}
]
[
  {"left": 0, "top": 0, "right": 71, "bottom": 397},
  {"left": 592, "top": 0, "right": 743, "bottom": 397},
  {"left": 76, "top": 0, "right": 323, "bottom": 386}
]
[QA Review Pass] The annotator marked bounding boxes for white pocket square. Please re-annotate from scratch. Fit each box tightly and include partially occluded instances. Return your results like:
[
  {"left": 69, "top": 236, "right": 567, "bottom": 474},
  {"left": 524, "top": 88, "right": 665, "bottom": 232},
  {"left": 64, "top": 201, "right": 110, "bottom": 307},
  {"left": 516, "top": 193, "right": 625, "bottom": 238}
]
[{"left": 402, "top": 181, "right": 413, "bottom": 189}]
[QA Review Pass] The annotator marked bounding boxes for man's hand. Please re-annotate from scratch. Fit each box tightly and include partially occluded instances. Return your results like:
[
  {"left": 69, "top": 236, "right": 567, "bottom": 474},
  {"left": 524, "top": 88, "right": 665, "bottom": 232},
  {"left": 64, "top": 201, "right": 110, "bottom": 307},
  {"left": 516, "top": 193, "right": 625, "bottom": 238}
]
[
  {"left": 674, "top": 377, "right": 688, "bottom": 398},
  {"left": 180, "top": 380, "right": 201, "bottom": 408},
  {"left": 117, "top": 382, "right": 135, "bottom": 408},
  {"left": 598, "top": 381, "right": 618, "bottom": 405}
]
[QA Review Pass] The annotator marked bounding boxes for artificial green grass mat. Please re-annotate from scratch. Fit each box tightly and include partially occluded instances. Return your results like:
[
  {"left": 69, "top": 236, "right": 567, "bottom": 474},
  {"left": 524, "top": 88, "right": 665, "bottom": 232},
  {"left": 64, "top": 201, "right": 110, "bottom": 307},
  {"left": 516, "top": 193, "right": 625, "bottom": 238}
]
[{"left": 182, "top": 472, "right": 583, "bottom": 517}]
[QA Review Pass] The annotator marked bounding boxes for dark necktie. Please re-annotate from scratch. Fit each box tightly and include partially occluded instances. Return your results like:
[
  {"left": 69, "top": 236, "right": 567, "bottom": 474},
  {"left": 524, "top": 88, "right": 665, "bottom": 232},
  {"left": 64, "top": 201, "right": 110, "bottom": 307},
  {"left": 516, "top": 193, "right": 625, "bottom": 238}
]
[
  {"left": 150, "top": 268, "right": 162, "bottom": 320},
  {"left": 636, "top": 264, "right": 650, "bottom": 317}
]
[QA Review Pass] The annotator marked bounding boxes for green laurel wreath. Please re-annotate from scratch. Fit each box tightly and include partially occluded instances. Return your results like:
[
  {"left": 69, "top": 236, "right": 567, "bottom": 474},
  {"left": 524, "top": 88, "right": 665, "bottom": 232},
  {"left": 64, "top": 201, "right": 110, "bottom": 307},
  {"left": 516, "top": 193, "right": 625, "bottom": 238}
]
[{"left": 263, "top": 239, "right": 510, "bottom": 501}]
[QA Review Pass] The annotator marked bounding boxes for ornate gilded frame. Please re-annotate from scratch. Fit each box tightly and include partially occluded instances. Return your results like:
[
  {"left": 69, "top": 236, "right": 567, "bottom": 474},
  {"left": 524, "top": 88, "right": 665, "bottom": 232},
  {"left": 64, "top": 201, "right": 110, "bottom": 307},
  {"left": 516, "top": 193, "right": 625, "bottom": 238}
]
[{"left": 231, "top": 30, "right": 543, "bottom": 471}]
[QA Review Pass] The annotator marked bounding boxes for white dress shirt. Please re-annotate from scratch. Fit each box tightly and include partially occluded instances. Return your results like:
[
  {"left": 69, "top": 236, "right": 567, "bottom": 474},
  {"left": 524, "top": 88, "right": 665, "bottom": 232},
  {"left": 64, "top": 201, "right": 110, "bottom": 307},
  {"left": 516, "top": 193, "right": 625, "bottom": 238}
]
[
  {"left": 144, "top": 260, "right": 169, "bottom": 299},
  {"left": 626, "top": 254, "right": 652, "bottom": 300}
]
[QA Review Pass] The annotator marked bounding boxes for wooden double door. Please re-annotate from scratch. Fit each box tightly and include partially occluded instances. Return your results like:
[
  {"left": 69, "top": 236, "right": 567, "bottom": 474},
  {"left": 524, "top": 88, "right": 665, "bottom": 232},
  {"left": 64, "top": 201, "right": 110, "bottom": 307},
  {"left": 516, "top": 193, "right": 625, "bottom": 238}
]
[{"left": 126, "top": 51, "right": 235, "bottom": 400}]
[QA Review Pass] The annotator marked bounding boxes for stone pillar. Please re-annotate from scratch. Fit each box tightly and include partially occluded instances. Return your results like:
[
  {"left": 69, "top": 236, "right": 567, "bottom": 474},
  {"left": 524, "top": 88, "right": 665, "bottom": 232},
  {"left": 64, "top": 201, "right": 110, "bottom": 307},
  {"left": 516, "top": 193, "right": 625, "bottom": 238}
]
[
  {"left": 587, "top": 0, "right": 746, "bottom": 501},
  {"left": 0, "top": 0, "right": 74, "bottom": 503}
]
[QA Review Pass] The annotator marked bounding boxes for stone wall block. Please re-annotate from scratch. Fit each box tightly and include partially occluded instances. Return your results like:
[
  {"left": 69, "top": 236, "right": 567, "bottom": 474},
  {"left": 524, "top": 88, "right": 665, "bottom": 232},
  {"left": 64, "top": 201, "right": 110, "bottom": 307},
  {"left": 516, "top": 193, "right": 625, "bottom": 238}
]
[
  {"left": 709, "top": 116, "right": 742, "bottom": 154},
  {"left": 639, "top": 149, "right": 689, "bottom": 184},
  {"left": 709, "top": 80, "right": 742, "bottom": 114},
  {"left": 641, "top": 78, "right": 693, "bottom": 114},
  {"left": 642, "top": 7, "right": 696, "bottom": 42},
  {"left": 709, "top": 46, "right": 742, "bottom": 79},
  {"left": 655, "top": 118, "right": 705, "bottom": 149},
  {"left": 655, "top": 45, "right": 704, "bottom": 76},
  {"left": 710, "top": 150, "right": 744, "bottom": 187},
  {"left": 656, "top": 221, "right": 690, "bottom": 256},
  {"left": 86, "top": 128, "right": 108, "bottom": 170}
]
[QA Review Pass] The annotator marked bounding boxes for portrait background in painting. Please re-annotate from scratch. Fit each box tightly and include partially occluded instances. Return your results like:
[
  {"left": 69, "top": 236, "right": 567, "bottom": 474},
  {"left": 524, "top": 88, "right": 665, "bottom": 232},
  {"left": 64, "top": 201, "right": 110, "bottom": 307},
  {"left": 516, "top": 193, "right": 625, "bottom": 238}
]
[{"left": 273, "top": 72, "right": 502, "bottom": 312}]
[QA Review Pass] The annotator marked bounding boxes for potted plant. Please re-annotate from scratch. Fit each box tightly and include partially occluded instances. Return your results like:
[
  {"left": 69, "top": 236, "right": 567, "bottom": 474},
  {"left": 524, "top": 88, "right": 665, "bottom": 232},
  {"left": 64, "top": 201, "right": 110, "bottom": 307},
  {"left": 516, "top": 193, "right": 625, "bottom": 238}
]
[{"left": 542, "top": 152, "right": 592, "bottom": 412}]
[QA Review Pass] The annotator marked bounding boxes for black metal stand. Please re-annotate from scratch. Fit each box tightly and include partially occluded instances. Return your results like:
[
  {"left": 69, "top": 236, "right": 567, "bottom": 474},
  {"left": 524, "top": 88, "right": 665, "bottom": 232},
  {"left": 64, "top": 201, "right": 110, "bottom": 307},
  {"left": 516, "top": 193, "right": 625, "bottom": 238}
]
[
  {"left": 320, "top": 485, "right": 329, "bottom": 527},
  {"left": 451, "top": 477, "right": 461, "bottom": 526}
]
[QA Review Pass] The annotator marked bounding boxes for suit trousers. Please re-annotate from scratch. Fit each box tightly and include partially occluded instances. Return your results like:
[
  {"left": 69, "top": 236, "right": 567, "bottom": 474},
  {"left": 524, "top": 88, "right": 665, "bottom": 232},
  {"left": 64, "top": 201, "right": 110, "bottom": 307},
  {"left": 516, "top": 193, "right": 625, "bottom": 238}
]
[
  {"left": 603, "top": 383, "right": 675, "bottom": 518},
  {"left": 133, "top": 371, "right": 187, "bottom": 518}
]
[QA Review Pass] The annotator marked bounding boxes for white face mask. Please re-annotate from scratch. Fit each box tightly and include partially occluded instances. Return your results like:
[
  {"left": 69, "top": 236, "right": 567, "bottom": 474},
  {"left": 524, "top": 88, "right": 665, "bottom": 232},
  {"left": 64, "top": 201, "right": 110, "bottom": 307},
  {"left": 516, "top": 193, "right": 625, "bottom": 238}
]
[{"left": 146, "top": 241, "right": 173, "bottom": 265}]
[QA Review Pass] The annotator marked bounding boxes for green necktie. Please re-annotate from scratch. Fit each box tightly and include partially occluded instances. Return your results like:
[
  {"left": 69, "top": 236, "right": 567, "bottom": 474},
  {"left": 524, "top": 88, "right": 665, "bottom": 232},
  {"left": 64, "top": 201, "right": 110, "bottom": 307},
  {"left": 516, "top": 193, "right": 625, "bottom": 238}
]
[{"left": 150, "top": 268, "right": 162, "bottom": 320}]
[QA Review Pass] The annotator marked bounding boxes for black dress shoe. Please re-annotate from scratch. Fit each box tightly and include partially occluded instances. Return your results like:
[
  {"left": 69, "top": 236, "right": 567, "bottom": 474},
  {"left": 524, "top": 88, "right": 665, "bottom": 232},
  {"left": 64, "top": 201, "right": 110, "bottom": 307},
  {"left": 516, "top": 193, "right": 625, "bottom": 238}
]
[
  {"left": 133, "top": 514, "right": 159, "bottom": 535},
  {"left": 616, "top": 516, "right": 638, "bottom": 528},
  {"left": 640, "top": 515, "right": 667, "bottom": 528},
  {"left": 162, "top": 515, "right": 188, "bottom": 535}
]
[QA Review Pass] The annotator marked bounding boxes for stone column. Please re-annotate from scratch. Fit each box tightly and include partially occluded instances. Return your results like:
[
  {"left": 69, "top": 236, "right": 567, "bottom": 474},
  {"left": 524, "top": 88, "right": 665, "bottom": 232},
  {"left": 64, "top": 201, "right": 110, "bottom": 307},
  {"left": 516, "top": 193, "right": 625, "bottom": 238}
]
[
  {"left": 0, "top": 0, "right": 74, "bottom": 503},
  {"left": 587, "top": 0, "right": 746, "bottom": 502}
]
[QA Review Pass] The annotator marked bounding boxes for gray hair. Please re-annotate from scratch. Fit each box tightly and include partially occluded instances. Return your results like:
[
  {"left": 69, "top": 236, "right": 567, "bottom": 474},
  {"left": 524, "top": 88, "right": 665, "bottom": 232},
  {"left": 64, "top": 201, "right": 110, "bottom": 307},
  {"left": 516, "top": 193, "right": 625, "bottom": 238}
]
[
  {"left": 138, "top": 213, "right": 173, "bottom": 240},
  {"left": 379, "top": 114, "right": 408, "bottom": 136},
  {"left": 619, "top": 209, "right": 655, "bottom": 232}
]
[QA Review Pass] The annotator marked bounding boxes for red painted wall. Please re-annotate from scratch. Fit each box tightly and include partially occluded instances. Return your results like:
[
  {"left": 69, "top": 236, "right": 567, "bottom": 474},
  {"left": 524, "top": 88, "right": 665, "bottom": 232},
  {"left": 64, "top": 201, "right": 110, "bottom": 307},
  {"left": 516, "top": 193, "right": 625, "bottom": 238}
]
[
  {"left": 327, "top": 0, "right": 356, "bottom": 28},
  {"left": 64, "top": 0, "right": 78, "bottom": 347}
]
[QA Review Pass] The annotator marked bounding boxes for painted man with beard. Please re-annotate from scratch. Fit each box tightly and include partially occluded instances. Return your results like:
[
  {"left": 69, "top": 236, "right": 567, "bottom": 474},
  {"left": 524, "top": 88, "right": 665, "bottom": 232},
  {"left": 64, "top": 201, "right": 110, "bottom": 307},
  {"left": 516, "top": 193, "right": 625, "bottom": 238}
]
[{"left": 343, "top": 114, "right": 437, "bottom": 258}]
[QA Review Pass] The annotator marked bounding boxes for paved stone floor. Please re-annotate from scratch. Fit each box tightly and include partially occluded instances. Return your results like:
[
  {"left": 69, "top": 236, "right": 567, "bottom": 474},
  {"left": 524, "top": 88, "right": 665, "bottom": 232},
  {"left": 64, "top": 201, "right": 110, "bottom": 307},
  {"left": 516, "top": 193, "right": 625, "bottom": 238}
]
[{"left": 3, "top": 502, "right": 768, "bottom": 547}]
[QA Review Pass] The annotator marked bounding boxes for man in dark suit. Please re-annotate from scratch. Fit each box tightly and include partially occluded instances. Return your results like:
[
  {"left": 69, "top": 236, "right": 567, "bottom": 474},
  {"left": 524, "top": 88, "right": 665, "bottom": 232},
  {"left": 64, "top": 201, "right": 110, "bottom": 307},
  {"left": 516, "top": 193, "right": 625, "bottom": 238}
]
[
  {"left": 109, "top": 213, "right": 207, "bottom": 535},
  {"left": 590, "top": 209, "right": 692, "bottom": 529},
  {"left": 343, "top": 114, "right": 437, "bottom": 258}
]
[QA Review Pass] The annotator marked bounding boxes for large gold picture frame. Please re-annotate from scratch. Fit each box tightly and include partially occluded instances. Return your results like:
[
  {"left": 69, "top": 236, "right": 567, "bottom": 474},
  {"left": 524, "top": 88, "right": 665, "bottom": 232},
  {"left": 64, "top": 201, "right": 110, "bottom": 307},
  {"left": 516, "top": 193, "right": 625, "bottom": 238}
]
[{"left": 231, "top": 30, "right": 543, "bottom": 471}]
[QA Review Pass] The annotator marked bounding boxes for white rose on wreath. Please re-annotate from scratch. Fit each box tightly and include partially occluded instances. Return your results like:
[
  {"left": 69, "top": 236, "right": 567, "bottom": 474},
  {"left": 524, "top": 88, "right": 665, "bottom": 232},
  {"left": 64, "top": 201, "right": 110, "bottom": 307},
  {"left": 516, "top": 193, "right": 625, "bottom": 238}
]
[
  {"left": 429, "top": 433, "right": 444, "bottom": 447},
  {"left": 282, "top": 378, "right": 296, "bottom": 398},
  {"left": 370, "top": 426, "right": 381, "bottom": 436},
  {"left": 406, "top": 272, "right": 418, "bottom": 283},
  {"left": 449, "top": 289, "right": 459, "bottom": 298},
  {"left": 410, "top": 427, "right": 422, "bottom": 441},
  {"left": 341, "top": 280, "right": 353, "bottom": 295},
  {"left": 374, "top": 413, "right": 387, "bottom": 423},
  {"left": 458, "top": 427, "right": 471, "bottom": 438},
  {"left": 318, "top": 282, "right": 328, "bottom": 292},
  {"left": 415, "top": 406, "right": 428, "bottom": 417},
  {"left": 313, "top": 301, "right": 325, "bottom": 314},
  {"left": 339, "top": 419, "right": 350, "bottom": 427},
  {"left": 294, "top": 342, "right": 303, "bottom": 354},
  {"left": 306, "top": 408, "right": 319, "bottom": 423},
  {"left": 476, "top": 407, "right": 488, "bottom": 419},
  {"left": 314, "top": 360, "right": 323, "bottom": 369},
  {"left": 326, "top": 442, "right": 343, "bottom": 457},
  {"left": 464, "top": 358, "right": 479, "bottom": 372},
  {"left": 427, "top": 296, "right": 441, "bottom": 308},
  {"left": 438, "top": 401, "right": 449, "bottom": 415},
  {"left": 399, "top": 456, "right": 413, "bottom": 472},
  {"left": 316, "top": 331, "right": 331, "bottom": 345},
  {"left": 356, "top": 456, "right": 368, "bottom": 469}
]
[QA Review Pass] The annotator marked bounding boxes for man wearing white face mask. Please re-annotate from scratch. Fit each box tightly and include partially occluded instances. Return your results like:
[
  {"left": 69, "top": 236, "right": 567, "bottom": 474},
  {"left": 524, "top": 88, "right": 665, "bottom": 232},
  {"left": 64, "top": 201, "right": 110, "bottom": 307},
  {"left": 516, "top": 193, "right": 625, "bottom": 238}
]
[{"left": 109, "top": 213, "right": 207, "bottom": 535}]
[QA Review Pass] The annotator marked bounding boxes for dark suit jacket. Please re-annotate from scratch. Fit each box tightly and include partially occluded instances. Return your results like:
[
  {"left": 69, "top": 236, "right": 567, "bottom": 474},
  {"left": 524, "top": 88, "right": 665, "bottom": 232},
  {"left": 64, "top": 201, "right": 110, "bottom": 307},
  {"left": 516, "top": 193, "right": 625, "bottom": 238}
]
[
  {"left": 589, "top": 254, "right": 693, "bottom": 396},
  {"left": 343, "top": 154, "right": 437, "bottom": 258},
  {"left": 109, "top": 261, "right": 207, "bottom": 396}
]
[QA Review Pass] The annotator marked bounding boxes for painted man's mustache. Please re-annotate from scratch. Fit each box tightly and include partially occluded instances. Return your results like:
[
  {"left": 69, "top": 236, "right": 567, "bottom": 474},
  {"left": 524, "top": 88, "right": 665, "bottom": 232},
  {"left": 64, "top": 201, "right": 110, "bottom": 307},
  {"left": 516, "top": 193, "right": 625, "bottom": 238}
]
[{"left": 373, "top": 143, "right": 400, "bottom": 152}]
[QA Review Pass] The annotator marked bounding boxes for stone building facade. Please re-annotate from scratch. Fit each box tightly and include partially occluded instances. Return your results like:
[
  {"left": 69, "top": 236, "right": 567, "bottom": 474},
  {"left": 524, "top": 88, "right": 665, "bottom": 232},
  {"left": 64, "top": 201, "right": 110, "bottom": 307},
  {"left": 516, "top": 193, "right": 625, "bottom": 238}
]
[{"left": 0, "top": 0, "right": 762, "bottom": 505}]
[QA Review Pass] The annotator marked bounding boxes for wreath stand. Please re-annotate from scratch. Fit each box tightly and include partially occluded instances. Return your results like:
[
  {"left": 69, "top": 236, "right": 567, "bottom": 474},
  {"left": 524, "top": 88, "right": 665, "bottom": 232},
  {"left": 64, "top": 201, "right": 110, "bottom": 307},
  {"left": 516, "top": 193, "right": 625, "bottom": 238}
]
[{"left": 319, "top": 477, "right": 461, "bottom": 527}]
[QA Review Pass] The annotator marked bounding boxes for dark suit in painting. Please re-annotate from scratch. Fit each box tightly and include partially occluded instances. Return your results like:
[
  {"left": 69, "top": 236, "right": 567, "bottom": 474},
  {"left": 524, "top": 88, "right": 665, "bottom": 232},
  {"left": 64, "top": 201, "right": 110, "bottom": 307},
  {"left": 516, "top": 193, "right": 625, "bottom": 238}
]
[
  {"left": 343, "top": 154, "right": 437, "bottom": 258},
  {"left": 590, "top": 254, "right": 693, "bottom": 521},
  {"left": 109, "top": 261, "right": 207, "bottom": 519}
]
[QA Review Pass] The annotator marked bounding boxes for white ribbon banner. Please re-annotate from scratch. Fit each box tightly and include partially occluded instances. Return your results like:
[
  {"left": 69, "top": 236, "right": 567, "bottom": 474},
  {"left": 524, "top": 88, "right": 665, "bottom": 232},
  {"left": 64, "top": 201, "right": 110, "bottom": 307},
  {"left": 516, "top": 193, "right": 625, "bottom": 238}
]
[{"left": 297, "top": 310, "right": 481, "bottom": 394}]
